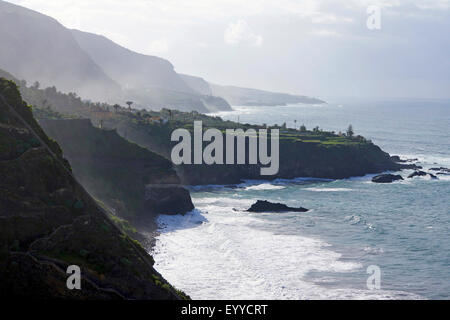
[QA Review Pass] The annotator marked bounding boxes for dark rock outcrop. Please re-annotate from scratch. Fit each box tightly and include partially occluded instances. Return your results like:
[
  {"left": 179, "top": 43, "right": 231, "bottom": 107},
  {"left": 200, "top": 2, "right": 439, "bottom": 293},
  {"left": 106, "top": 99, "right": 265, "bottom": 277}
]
[
  {"left": 390, "top": 155, "right": 403, "bottom": 162},
  {"left": 247, "top": 200, "right": 308, "bottom": 213},
  {"left": 430, "top": 167, "right": 450, "bottom": 173},
  {"left": 407, "top": 170, "right": 428, "bottom": 178},
  {"left": 407, "top": 171, "right": 438, "bottom": 179},
  {"left": 372, "top": 174, "right": 404, "bottom": 183},
  {"left": 399, "top": 163, "right": 423, "bottom": 170},
  {"left": 145, "top": 186, "right": 194, "bottom": 215}
]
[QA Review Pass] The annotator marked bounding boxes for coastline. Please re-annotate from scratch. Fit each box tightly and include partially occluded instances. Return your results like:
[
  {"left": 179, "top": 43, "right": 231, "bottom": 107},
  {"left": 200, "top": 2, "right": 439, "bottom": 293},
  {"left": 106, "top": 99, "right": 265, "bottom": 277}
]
[{"left": 150, "top": 150, "right": 449, "bottom": 299}]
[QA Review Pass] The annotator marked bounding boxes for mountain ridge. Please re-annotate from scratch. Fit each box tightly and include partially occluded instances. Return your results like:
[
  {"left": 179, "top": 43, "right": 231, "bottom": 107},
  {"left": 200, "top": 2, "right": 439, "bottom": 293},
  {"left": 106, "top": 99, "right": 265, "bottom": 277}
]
[
  {"left": 0, "top": 1, "right": 323, "bottom": 113},
  {"left": 0, "top": 1, "right": 121, "bottom": 103}
]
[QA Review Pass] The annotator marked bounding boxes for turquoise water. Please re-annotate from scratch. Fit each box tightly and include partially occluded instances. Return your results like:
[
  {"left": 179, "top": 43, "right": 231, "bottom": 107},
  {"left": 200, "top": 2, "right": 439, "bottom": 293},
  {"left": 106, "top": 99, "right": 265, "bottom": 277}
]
[{"left": 153, "top": 99, "right": 450, "bottom": 299}]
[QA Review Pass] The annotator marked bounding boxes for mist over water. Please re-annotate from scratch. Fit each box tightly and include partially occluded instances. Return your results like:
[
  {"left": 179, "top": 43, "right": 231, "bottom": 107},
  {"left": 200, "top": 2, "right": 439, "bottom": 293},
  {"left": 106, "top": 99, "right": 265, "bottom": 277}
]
[{"left": 152, "top": 99, "right": 450, "bottom": 299}]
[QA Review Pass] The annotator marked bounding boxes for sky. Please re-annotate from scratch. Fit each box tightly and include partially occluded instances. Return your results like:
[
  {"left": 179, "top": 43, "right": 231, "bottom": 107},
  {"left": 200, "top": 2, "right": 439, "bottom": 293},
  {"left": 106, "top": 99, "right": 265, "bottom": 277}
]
[{"left": 7, "top": 0, "right": 450, "bottom": 99}]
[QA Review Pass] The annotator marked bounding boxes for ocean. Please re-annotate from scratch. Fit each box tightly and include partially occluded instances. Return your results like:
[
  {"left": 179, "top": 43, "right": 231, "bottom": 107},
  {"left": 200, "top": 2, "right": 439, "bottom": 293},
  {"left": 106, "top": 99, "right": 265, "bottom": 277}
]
[{"left": 151, "top": 98, "right": 450, "bottom": 299}]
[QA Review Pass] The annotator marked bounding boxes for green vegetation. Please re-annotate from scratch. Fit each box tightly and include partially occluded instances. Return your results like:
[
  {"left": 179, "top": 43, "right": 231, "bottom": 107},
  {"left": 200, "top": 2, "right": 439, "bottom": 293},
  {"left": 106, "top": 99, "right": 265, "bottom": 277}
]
[{"left": 346, "top": 124, "right": 354, "bottom": 138}]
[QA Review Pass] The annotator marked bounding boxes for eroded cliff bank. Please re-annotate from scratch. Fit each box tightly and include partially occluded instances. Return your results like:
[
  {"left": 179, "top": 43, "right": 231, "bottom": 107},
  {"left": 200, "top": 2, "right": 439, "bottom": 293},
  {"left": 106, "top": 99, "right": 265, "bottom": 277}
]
[{"left": 0, "top": 78, "right": 187, "bottom": 299}]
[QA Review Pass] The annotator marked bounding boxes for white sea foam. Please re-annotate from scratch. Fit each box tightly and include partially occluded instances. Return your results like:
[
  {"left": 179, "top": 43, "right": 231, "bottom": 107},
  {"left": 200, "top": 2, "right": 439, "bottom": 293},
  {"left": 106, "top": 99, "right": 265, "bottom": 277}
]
[
  {"left": 152, "top": 197, "right": 421, "bottom": 300},
  {"left": 395, "top": 153, "right": 450, "bottom": 167},
  {"left": 244, "top": 183, "right": 286, "bottom": 191},
  {"left": 363, "top": 246, "right": 384, "bottom": 255},
  {"left": 305, "top": 188, "right": 353, "bottom": 192},
  {"left": 187, "top": 177, "right": 334, "bottom": 192}
]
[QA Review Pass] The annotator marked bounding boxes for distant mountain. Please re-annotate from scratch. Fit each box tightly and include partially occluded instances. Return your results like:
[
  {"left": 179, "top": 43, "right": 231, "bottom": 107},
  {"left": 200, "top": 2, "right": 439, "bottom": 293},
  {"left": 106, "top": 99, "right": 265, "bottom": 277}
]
[
  {"left": 0, "top": 1, "right": 120, "bottom": 102},
  {"left": 210, "top": 83, "right": 326, "bottom": 106},
  {"left": 180, "top": 74, "right": 325, "bottom": 106},
  {"left": 71, "top": 30, "right": 194, "bottom": 94},
  {"left": 179, "top": 74, "right": 213, "bottom": 96},
  {"left": 71, "top": 30, "right": 231, "bottom": 112},
  {"left": 0, "top": 1, "right": 229, "bottom": 112},
  {"left": 0, "top": 0, "right": 321, "bottom": 112}
]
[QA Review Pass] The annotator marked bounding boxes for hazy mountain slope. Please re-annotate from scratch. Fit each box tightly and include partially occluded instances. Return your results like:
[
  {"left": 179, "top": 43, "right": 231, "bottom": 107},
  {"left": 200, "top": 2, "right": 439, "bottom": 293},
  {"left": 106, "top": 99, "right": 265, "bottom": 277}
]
[
  {"left": 0, "top": 1, "right": 121, "bottom": 103},
  {"left": 0, "top": 78, "right": 186, "bottom": 299},
  {"left": 180, "top": 73, "right": 324, "bottom": 106},
  {"left": 71, "top": 29, "right": 193, "bottom": 94},
  {"left": 0, "top": 67, "right": 118, "bottom": 119},
  {"left": 179, "top": 74, "right": 213, "bottom": 96},
  {"left": 71, "top": 29, "right": 232, "bottom": 112},
  {"left": 210, "top": 83, "right": 326, "bottom": 106}
]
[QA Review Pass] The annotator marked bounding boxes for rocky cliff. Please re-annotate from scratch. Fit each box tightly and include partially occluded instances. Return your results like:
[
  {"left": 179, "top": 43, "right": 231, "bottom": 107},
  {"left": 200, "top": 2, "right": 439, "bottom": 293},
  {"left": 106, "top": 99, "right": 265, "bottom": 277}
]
[
  {"left": 98, "top": 112, "right": 406, "bottom": 185},
  {"left": 174, "top": 138, "right": 404, "bottom": 185},
  {"left": 0, "top": 78, "right": 187, "bottom": 299},
  {"left": 39, "top": 118, "right": 194, "bottom": 221}
]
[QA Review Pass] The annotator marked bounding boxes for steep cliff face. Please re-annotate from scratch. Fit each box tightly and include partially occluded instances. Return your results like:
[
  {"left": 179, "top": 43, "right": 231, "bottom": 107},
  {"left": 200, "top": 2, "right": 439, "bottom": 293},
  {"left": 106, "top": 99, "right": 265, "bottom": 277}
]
[
  {"left": 176, "top": 140, "right": 403, "bottom": 185},
  {"left": 0, "top": 78, "right": 187, "bottom": 299},
  {"left": 100, "top": 113, "right": 405, "bottom": 186},
  {"left": 39, "top": 118, "right": 194, "bottom": 221}
]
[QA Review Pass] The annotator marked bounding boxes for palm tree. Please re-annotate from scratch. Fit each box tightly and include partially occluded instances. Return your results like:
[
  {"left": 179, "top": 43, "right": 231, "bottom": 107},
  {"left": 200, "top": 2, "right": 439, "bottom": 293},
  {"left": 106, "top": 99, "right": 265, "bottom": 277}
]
[
  {"left": 126, "top": 101, "right": 133, "bottom": 110},
  {"left": 346, "top": 124, "right": 354, "bottom": 137}
]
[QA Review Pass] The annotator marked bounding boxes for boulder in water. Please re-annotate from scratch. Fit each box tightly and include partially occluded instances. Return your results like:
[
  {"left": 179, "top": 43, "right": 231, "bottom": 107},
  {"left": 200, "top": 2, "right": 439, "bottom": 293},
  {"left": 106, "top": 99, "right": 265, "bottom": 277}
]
[
  {"left": 372, "top": 174, "right": 404, "bottom": 183},
  {"left": 428, "top": 173, "right": 438, "bottom": 179},
  {"left": 247, "top": 200, "right": 308, "bottom": 213},
  {"left": 430, "top": 167, "right": 450, "bottom": 173},
  {"left": 408, "top": 171, "right": 428, "bottom": 178},
  {"left": 407, "top": 171, "right": 438, "bottom": 179}
]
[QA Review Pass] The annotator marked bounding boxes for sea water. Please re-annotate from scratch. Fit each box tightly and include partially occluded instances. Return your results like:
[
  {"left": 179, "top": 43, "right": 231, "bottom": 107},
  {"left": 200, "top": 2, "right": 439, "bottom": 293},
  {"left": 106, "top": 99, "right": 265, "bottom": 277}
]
[{"left": 152, "top": 98, "right": 450, "bottom": 299}]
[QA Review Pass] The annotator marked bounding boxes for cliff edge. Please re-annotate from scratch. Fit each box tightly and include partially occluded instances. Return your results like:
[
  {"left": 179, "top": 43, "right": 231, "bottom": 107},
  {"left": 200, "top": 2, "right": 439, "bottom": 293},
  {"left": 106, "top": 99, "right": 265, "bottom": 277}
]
[{"left": 0, "top": 78, "right": 187, "bottom": 299}]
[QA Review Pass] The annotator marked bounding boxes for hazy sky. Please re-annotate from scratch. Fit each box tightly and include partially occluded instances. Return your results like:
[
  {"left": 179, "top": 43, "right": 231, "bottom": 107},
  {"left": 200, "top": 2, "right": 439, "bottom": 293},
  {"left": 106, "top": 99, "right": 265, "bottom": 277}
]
[{"left": 7, "top": 0, "right": 450, "bottom": 99}]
